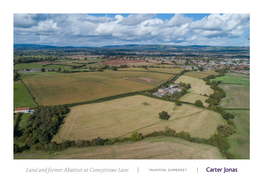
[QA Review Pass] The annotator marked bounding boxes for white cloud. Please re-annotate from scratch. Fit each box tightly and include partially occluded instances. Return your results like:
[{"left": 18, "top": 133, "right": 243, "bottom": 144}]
[
  {"left": 119, "top": 14, "right": 157, "bottom": 25},
  {"left": 165, "top": 14, "right": 192, "bottom": 27},
  {"left": 13, "top": 13, "right": 250, "bottom": 46}
]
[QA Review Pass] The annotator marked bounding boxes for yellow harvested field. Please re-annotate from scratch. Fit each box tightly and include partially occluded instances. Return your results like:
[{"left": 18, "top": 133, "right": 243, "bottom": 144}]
[
  {"left": 118, "top": 67, "right": 183, "bottom": 74},
  {"left": 184, "top": 70, "right": 219, "bottom": 79},
  {"left": 174, "top": 75, "right": 214, "bottom": 95},
  {"left": 148, "top": 60, "right": 174, "bottom": 64},
  {"left": 15, "top": 137, "right": 224, "bottom": 159},
  {"left": 52, "top": 95, "right": 226, "bottom": 143},
  {"left": 179, "top": 93, "right": 209, "bottom": 107},
  {"left": 23, "top": 71, "right": 173, "bottom": 106}
]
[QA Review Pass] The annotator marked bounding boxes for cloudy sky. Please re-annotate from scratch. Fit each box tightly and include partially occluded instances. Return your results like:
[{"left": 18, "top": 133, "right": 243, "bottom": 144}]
[{"left": 13, "top": 13, "right": 250, "bottom": 47}]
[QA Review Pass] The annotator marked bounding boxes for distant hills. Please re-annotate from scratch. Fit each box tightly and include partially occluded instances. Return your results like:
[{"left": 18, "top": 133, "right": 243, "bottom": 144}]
[{"left": 14, "top": 44, "right": 249, "bottom": 51}]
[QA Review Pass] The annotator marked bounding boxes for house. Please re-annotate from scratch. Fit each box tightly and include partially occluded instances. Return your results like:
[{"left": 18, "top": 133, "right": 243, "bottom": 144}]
[{"left": 14, "top": 107, "right": 33, "bottom": 114}]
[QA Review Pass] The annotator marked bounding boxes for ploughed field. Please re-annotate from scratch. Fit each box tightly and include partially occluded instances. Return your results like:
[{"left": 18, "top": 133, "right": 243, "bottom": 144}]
[
  {"left": 15, "top": 137, "right": 224, "bottom": 159},
  {"left": 22, "top": 71, "right": 173, "bottom": 106},
  {"left": 52, "top": 95, "right": 227, "bottom": 143}
]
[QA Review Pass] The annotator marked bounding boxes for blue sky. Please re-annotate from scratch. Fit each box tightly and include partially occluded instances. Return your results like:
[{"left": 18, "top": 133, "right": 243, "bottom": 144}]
[{"left": 14, "top": 13, "right": 250, "bottom": 47}]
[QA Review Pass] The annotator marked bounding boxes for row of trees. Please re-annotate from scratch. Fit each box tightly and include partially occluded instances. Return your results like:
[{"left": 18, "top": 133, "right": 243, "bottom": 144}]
[
  {"left": 14, "top": 57, "right": 58, "bottom": 64},
  {"left": 14, "top": 125, "right": 235, "bottom": 159}
]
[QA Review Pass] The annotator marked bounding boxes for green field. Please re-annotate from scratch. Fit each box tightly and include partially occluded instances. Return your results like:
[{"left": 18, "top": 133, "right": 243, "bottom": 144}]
[
  {"left": 219, "top": 84, "right": 249, "bottom": 109},
  {"left": 23, "top": 71, "right": 173, "bottom": 106},
  {"left": 14, "top": 81, "right": 37, "bottom": 108},
  {"left": 42, "top": 64, "right": 72, "bottom": 70},
  {"left": 174, "top": 75, "right": 214, "bottom": 95},
  {"left": 52, "top": 95, "right": 226, "bottom": 143},
  {"left": 216, "top": 73, "right": 250, "bottom": 159},
  {"left": 213, "top": 73, "right": 250, "bottom": 86},
  {"left": 15, "top": 137, "right": 224, "bottom": 159},
  {"left": 226, "top": 110, "right": 250, "bottom": 159},
  {"left": 14, "top": 63, "right": 45, "bottom": 70},
  {"left": 184, "top": 70, "right": 219, "bottom": 79},
  {"left": 18, "top": 113, "right": 31, "bottom": 130}
]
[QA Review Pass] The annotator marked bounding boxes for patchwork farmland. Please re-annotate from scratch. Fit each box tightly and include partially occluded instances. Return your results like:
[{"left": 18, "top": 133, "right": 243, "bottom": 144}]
[
  {"left": 52, "top": 95, "right": 227, "bottom": 143},
  {"left": 22, "top": 71, "right": 173, "bottom": 106}
]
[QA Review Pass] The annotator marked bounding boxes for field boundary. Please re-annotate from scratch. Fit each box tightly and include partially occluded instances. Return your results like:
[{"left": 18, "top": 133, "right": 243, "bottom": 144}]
[
  {"left": 118, "top": 69, "right": 182, "bottom": 75},
  {"left": 223, "top": 108, "right": 250, "bottom": 110},
  {"left": 19, "top": 80, "right": 39, "bottom": 107},
  {"left": 51, "top": 74, "right": 180, "bottom": 107}
]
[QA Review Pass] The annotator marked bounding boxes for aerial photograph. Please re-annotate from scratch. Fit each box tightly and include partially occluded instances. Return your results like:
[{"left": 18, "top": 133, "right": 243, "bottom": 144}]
[{"left": 13, "top": 13, "right": 250, "bottom": 159}]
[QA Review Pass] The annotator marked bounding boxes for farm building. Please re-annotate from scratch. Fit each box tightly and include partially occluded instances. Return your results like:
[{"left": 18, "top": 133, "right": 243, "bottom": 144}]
[
  {"left": 154, "top": 85, "right": 182, "bottom": 97},
  {"left": 169, "top": 83, "right": 179, "bottom": 88},
  {"left": 14, "top": 107, "right": 34, "bottom": 114}
]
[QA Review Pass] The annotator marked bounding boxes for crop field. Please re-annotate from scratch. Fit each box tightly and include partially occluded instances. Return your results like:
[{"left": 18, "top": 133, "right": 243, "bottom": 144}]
[
  {"left": 174, "top": 75, "right": 214, "bottom": 95},
  {"left": 184, "top": 70, "right": 219, "bottom": 79},
  {"left": 223, "top": 72, "right": 250, "bottom": 80},
  {"left": 226, "top": 110, "right": 250, "bottom": 159},
  {"left": 179, "top": 93, "right": 209, "bottom": 107},
  {"left": 23, "top": 71, "right": 173, "bottom": 106},
  {"left": 118, "top": 67, "right": 184, "bottom": 74},
  {"left": 213, "top": 73, "right": 249, "bottom": 86},
  {"left": 14, "top": 63, "right": 45, "bottom": 70},
  {"left": 15, "top": 137, "right": 223, "bottom": 159},
  {"left": 42, "top": 64, "right": 72, "bottom": 70},
  {"left": 52, "top": 95, "right": 226, "bottom": 143},
  {"left": 14, "top": 81, "right": 37, "bottom": 108},
  {"left": 148, "top": 60, "right": 174, "bottom": 64},
  {"left": 219, "top": 84, "right": 249, "bottom": 109},
  {"left": 100, "top": 59, "right": 152, "bottom": 67}
]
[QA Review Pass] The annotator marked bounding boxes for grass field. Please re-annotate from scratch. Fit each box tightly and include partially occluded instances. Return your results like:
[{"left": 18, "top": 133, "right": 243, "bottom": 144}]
[
  {"left": 226, "top": 110, "right": 250, "bottom": 159},
  {"left": 42, "top": 64, "right": 72, "bottom": 70},
  {"left": 14, "top": 63, "right": 45, "bottom": 70},
  {"left": 118, "top": 67, "right": 184, "bottom": 74},
  {"left": 213, "top": 73, "right": 249, "bottom": 87},
  {"left": 18, "top": 113, "right": 31, "bottom": 130},
  {"left": 222, "top": 72, "right": 250, "bottom": 80},
  {"left": 174, "top": 75, "right": 214, "bottom": 95},
  {"left": 52, "top": 95, "right": 226, "bottom": 143},
  {"left": 179, "top": 93, "right": 209, "bottom": 107},
  {"left": 219, "top": 84, "right": 249, "bottom": 109},
  {"left": 15, "top": 137, "right": 224, "bottom": 159},
  {"left": 184, "top": 70, "right": 219, "bottom": 79},
  {"left": 23, "top": 71, "right": 173, "bottom": 106},
  {"left": 14, "top": 81, "right": 37, "bottom": 108}
]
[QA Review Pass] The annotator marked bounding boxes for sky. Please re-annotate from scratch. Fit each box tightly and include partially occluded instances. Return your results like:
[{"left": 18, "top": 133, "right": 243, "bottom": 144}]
[{"left": 13, "top": 13, "right": 250, "bottom": 47}]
